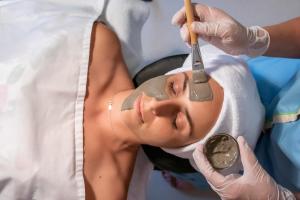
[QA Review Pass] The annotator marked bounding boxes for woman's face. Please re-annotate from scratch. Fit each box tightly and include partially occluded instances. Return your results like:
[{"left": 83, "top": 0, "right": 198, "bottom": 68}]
[{"left": 119, "top": 71, "right": 223, "bottom": 148}]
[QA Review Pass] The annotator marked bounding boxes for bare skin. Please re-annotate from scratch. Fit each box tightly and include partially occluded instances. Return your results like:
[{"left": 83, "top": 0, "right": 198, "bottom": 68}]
[
  {"left": 264, "top": 17, "right": 300, "bottom": 58},
  {"left": 84, "top": 23, "right": 138, "bottom": 200},
  {"left": 83, "top": 22, "right": 224, "bottom": 200}
]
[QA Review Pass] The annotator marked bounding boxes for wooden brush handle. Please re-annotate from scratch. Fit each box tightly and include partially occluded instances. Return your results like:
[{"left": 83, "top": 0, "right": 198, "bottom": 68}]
[{"left": 184, "top": 0, "right": 197, "bottom": 45}]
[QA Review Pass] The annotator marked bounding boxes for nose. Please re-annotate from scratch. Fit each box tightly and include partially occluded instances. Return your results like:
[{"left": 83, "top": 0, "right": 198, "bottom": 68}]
[{"left": 148, "top": 97, "right": 180, "bottom": 117}]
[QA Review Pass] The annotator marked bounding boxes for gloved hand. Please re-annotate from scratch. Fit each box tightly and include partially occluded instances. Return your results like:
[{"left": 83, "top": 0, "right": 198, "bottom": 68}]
[
  {"left": 172, "top": 4, "right": 270, "bottom": 57},
  {"left": 192, "top": 136, "right": 296, "bottom": 200}
]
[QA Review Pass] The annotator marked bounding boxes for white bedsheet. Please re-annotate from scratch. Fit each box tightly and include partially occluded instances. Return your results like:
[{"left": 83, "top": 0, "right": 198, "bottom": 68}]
[{"left": 0, "top": 1, "right": 101, "bottom": 199}]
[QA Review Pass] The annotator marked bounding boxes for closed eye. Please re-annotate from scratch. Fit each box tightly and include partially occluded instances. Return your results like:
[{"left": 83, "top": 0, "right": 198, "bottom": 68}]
[
  {"left": 172, "top": 110, "right": 192, "bottom": 134},
  {"left": 172, "top": 115, "right": 178, "bottom": 129},
  {"left": 168, "top": 81, "right": 177, "bottom": 96},
  {"left": 168, "top": 73, "right": 188, "bottom": 96}
]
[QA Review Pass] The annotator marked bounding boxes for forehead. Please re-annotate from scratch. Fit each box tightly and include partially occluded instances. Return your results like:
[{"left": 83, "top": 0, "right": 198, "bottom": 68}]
[
  {"left": 180, "top": 71, "right": 223, "bottom": 142},
  {"left": 188, "top": 100, "right": 214, "bottom": 141}
]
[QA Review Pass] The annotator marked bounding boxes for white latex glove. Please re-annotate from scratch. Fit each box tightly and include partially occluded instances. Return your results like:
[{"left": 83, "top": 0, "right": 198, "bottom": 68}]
[
  {"left": 172, "top": 4, "right": 270, "bottom": 57},
  {"left": 192, "top": 136, "right": 296, "bottom": 200}
]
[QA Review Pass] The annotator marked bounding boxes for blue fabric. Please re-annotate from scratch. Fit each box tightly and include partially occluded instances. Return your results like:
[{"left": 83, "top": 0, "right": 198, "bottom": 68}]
[
  {"left": 170, "top": 56, "right": 300, "bottom": 191},
  {"left": 255, "top": 71, "right": 300, "bottom": 191},
  {"left": 270, "top": 121, "right": 300, "bottom": 190},
  {"left": 247, "top": 56, "right": 300, "bottom": 108},
  {"left": 249, "top": 57, "right": 300, "bottom": 191},
  {"left": 265, "top": 71, "right": 300, "bottom": 122}
]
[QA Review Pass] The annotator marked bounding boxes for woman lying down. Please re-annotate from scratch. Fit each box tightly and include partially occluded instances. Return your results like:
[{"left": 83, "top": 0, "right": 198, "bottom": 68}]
[{"left": 84, "top": 22, "right": 264, "bottom": 199}]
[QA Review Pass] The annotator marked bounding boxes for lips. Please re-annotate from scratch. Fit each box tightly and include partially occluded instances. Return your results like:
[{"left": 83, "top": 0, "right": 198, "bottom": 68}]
[{"left": 135, "top": 94, "right": 144, "bottom": 123}]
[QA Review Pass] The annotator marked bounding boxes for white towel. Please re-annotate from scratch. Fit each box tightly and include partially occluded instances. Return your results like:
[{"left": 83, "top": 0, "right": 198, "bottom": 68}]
[{"left": 162, "top": 45, "right": 265, "bottom": 172}]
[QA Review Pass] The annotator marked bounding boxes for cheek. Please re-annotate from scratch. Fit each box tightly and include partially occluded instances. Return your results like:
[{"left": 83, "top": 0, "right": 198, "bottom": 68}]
[
  {"left": 148, "top": 118, "right": 173, "bottom": 133},
  {"left": 142, "top": 119, "right": 179, "bottom": 145}
]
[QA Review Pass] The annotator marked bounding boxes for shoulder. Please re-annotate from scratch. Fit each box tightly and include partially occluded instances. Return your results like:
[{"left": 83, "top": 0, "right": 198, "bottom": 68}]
[
  {"left": 87, "top": 23, "right": 132, "bottom": 94},
  {"left": 92, "top": 23, "right": 121, "bottom": 55}
]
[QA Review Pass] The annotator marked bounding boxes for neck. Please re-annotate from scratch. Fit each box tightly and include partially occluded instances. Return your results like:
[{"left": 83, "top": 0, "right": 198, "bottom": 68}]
[
  {"left": 84, "top": 90, "right": 140, "bottom": 200},
  {"left": 106, "top": 90, "right": 141, "bottom": 148}
]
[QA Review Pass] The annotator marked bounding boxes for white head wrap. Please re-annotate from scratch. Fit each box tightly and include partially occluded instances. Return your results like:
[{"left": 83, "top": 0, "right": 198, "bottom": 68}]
[{"left": 162, "top": 45, "right": 265, "bottom": 171}]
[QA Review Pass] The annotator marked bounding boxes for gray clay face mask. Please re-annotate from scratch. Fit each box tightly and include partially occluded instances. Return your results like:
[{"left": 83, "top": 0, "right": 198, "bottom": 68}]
[
  {"left": 121, "top": 73, "right": 213, "bottom": 111},
  {"left": 189, "top": 80, "right": 213, "bottom": 101},
  {"left": 121, "top": 75, "right": 170, "bottom": 111}
]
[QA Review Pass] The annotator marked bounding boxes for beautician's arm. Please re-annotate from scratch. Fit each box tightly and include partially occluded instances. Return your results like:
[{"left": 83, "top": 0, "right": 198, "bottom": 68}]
[
  {"left": 264, "top": 17, "right": 300, "bottom": 58},
  {"left": 172, "top": 4, "right": 300, "bottom": 58}
]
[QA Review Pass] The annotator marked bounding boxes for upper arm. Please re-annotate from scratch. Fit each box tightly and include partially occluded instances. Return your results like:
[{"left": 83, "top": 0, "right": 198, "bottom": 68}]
[
  {"left": 87, "top": 23, "right": 132, "bottom": 94},
  {"left": 89, "top": 23, "right": 124, "bottom": 65},
  {"left": 264, "top": 17, "right": 300, "bottom": 58}
]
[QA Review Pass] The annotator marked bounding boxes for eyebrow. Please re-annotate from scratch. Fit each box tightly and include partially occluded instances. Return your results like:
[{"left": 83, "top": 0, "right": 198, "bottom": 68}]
[
  {"left": 182, "top": 72, "right": 188, "bottom": 91},
  {"left": 182, "top": 72, "right": 193, "bottom": 135},
  {"left": 184, "top": 107, "right": 194, "bottom": 136}
]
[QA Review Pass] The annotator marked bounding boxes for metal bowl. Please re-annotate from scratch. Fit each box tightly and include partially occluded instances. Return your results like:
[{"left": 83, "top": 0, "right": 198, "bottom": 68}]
[{"left": 203, "top": 134, "right": 239, "bottom": 170}]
